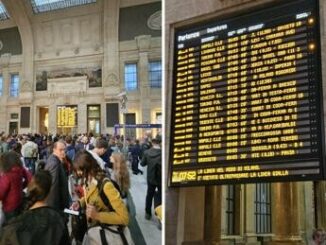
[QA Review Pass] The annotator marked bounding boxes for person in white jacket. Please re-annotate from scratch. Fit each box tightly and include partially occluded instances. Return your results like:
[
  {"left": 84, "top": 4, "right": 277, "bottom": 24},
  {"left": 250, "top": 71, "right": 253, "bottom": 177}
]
[
  {"left": 87, "top": 138, "right": 108, "bottom": 170},
  {"left": 21, "top": 136, "right": 38, "bottom": 174}
]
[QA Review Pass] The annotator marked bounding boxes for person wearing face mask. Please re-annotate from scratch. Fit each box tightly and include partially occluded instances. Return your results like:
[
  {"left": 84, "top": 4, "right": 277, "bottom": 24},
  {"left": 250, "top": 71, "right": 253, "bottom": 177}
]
[{"left": 45, "top": 140, "right": 70, "bottom": 211}]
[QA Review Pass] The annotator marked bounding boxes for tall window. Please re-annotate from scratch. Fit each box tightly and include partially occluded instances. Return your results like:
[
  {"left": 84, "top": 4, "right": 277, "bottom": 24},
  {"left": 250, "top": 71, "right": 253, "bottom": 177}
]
[
  {"left": 255, "top": 183, "right": 272, "bottom": 234},
  {"left": 10, "top": 74, "right": 19, "bottom": 97},
  {"left": 124, "top": 63, "right": 138, "bottom": 91},
  {"left": 0, "top": 75, "right": 3, "bottom": 96},
  {"left": 226, "top": 185, "right": 235, "bottom": 235},
  {"left": 149, "top": 61, "right": 162, "bottom": 88}
]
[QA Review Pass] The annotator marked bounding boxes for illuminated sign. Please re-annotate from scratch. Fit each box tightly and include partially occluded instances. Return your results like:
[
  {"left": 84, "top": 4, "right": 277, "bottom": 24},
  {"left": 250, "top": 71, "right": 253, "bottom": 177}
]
[
  {"left": 169, "top": 0, "right": 325, "bottom": 186},
  {"left": 57, "top": 106, "right": 77, "bottom": 128}
]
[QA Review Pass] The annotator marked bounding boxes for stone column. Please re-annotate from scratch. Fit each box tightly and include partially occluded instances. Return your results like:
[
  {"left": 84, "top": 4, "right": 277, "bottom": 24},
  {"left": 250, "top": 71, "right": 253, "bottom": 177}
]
[
  {"left": 0, "top": 68, "right": 9, "bottom": 132},
  {"left": 177, "top": 187, "right": 206, "bottom": 245},
  {"left": 268, "top": 182, "right": 303, "bottom": 245},
  {"left": 314, "top": 181, "right": 326, "bottom": 229},
  {"left": 204, "top": 186, "right": 222, "bottom": 245},
  {"left": 78, "top": 102, "right": 87, "bottom": 134},
  {"left": 244, "top": 184, "right": 259, "bottom": 245},
  {"left": 48, "top": 103, "right": 56, "bottom": 135},
  {"left": 103, "top": 0, "right": 120, "bottom": 98},
  {"left": 138, "top": 47, "right": 151, "bottom": 124}
]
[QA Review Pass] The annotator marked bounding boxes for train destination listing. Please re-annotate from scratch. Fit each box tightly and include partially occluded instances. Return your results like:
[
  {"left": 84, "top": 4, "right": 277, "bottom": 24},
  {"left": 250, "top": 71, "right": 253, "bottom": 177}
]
[{"left": 169, "top": 0, "right": 325, "bottom": 186}]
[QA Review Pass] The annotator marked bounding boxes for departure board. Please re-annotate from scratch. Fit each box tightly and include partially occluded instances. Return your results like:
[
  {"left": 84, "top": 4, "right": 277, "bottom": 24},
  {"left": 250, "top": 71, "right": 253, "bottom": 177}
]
[{"left": 169, "top": 0, "right": 326, "bottom": 186}]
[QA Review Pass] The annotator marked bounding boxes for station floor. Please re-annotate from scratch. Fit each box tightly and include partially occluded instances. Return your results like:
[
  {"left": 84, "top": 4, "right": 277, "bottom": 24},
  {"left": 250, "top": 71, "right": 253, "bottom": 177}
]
[{"left": 129, "top": 164, "right": 162, "bottom": 245}]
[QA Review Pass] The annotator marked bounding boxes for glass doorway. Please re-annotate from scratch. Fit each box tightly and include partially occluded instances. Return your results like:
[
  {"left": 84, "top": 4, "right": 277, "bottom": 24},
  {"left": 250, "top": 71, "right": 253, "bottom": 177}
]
[
  {"left": 125, "top": 113, "right": 136, "bottom": 139},
  {"left": 9, "top": 122, "right": 18, "bottom": 135},
  {"left": 87, "top": 105, "right": 101, "bottom": 135},
  {"left": 39, "top": 107, "right": 49, "bottom": 134}
]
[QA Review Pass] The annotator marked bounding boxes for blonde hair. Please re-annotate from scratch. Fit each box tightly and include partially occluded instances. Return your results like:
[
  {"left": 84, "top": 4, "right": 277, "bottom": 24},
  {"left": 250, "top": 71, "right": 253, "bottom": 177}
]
[{"left": 111, "top": 152, "right": 130, "bottom": 194}]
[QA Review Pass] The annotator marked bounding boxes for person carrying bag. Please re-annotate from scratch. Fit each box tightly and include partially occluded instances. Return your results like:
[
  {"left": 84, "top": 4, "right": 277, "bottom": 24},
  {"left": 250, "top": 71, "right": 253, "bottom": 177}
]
[
  {"left": 70, "top": 150, "right": 133, "bottom": 245},
  {"left": 82, "top": 178, "right": 133, "bottom": 245}
]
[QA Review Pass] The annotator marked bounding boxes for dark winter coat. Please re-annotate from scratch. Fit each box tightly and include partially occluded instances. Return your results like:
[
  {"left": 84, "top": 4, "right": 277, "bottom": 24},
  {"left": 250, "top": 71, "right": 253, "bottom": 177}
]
[
  {"left": 140, "top": 148, "right": 161, "bottom": 186},
  {"left": 45, "top": 154, "right": 69, "bottom": 211},
  {"left": 0, "top": 206, "right": 70, "bottom": 245}
]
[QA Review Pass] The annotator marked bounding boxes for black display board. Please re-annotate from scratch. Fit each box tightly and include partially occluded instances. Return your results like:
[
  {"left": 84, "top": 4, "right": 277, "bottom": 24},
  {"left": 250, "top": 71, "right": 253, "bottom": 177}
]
[
  {"left": 20, "top": 107, "right": 30, "bottom": 128},
  {"left": 106, "top": 103, "right": 119, "bottom": 127},
  {"left": 169, "top": 0, "right": 325, "bottom": 186}
]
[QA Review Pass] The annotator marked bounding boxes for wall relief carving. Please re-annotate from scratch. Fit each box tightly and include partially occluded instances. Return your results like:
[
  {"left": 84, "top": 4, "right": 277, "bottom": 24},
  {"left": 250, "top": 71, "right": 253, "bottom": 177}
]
[
  {"left": 147, "top": 11, "right": 161, "bottom": 30},
  {"left": 36, "top": 67, "right": 102, "bottom": 91},
  {"left": 21, "top": 81, "right": 32, "bottom": 92},
  {"left": 105, "top": 73, "right": 119, "bottom": 87}
]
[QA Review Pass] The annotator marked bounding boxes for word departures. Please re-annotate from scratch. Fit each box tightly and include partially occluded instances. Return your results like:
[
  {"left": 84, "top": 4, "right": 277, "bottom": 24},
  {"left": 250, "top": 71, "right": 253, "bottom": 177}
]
[{"left": 169, "top": 0, "right": 325, "bottom": 186}]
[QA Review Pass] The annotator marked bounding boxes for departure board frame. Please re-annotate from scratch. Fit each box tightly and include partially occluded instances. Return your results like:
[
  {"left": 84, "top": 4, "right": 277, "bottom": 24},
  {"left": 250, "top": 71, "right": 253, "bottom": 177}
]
[{"left": 168, "top": 0, "right": 326, "bottom": 187}]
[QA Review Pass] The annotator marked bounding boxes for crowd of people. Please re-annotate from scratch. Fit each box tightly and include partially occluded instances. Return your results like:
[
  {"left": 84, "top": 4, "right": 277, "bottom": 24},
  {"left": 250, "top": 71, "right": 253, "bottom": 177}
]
[{"left": 0, "top": 132, "right": 162, "bottom": 245}]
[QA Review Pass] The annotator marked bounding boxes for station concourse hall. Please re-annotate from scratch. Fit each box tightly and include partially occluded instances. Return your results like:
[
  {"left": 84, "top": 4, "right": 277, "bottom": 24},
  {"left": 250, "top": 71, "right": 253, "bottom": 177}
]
[{"left": 0, "top": 0, "right": 162, "bottom": 244}]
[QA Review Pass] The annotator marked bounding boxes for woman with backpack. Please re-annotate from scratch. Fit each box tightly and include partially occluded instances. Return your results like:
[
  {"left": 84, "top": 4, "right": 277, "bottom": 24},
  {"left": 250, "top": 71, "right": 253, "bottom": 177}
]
[
  {"left": 70, "top": 150, "right": 132, "bottom": 244},
  {"left": 0, "top": 151, "right": 31, "bottom": 223}
]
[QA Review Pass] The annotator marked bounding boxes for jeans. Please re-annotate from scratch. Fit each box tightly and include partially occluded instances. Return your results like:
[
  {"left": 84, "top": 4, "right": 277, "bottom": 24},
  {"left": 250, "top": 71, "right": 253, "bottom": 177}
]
[{"left": 24, "top": 158, "right": 37, "bottom": 174}]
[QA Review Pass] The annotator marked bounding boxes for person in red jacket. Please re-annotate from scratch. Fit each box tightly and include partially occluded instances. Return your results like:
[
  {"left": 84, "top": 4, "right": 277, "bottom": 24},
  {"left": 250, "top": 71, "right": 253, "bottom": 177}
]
[{"left": 0, "top": 151, "right": 31, "bottom": 222}]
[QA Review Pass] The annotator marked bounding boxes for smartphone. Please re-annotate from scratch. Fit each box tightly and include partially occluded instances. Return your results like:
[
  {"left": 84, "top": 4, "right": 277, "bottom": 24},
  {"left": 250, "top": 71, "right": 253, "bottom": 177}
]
[{"left": 64, "top": 208, "right": 79, "bottom": 216}]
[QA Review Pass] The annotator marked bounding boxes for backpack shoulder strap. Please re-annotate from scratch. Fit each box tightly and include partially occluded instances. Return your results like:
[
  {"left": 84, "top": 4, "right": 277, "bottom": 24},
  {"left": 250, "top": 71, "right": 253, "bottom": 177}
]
[{"left": 98, "top": 178, "right": 114, "bottom": 212}]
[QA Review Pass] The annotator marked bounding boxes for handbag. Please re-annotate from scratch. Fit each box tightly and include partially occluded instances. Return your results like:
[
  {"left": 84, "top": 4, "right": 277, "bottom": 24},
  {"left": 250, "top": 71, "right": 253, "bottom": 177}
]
[
  {"left": 71, "top": 207, "right": 88, "bottom": 242},
  {"left": 82, "top": 224, "right": 134, "bottom": 245}
]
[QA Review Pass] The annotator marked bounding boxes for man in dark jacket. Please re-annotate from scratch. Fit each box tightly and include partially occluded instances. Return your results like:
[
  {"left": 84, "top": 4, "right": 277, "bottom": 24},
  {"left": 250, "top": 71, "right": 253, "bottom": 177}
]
[
  {"left": 140, "top": 138, "right": 161, "bottom": 220},
  {"left": 129, "top": 139, "right": 143, "bottom": 175},
  {"left": 45, "top": 140, "right": 70, "bottom": 211}
]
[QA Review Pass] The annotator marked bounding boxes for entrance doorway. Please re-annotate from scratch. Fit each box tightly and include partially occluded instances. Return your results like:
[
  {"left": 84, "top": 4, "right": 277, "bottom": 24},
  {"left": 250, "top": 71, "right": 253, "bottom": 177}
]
[
  {"left": 125, "top": 113, "right": 136, "bottom": 139},
  {"left": 9, "top": 122, "right": 18, "bottom": 135},
  {"left": 87, "top": 105, "right": 101, "bottom": 135},
  {"left": 39, "top": 107, "right": 49, "bottom": 134}
]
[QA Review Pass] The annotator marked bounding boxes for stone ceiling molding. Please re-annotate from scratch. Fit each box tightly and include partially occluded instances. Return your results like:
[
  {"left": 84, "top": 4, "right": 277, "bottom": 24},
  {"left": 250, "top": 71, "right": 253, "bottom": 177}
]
[
  {"left": 42, "top": 24, "right": 54, "bottom": 46},
  {"left": 62, "top": 22, "right": 73, "bottom": 44},
  {"left": 136, "top": 35, "right": 151, "bottom": 51},
  {"left": 80, "top": 18, "right": 92, "bottom": 42},
  {"left": 147, "top": 10, "right": 161, "bottom": 30},
  {"left": 105, "top": 73, "right": 119, "bottom": 87},
  {"left": 0, "top": 53, "right": 11, "bottom": 67}
]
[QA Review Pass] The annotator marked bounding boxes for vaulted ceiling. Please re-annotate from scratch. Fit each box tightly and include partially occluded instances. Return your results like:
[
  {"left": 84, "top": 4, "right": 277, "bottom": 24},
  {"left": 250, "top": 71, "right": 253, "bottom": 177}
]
[
  {"left": 0, "top": 2, "right": 9, "bottom": 20},
  {"left": 30, "top": 0, "right": 97, "bottom": 14}
]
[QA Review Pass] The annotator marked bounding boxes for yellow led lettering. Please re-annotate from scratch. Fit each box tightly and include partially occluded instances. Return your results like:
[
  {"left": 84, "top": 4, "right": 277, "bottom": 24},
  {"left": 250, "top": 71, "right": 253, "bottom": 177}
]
[{"left": 272, "top": 170, "right": 289, "bottom": 176}]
